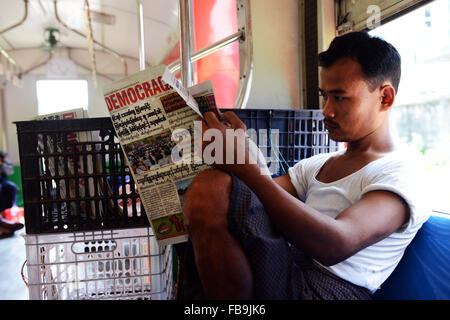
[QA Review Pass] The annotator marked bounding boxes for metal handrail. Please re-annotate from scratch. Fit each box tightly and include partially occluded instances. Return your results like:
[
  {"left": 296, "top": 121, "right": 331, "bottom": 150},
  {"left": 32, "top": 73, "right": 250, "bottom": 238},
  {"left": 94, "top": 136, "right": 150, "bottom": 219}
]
[
  {"left": 18, "top": 53, "right": 52, "bottom": 77},
  {"left": 167, "top": 31, "right": 244, "bottom": 72},
  {"left": 179, "top": 0, "right": 193, "bottom": 87},
  {"left": 7, "top": 46, "right": 150, "bottom": 68},
  {"left": 0, "top": 0, "right": 29, "bottom": 149},
  {"left": 67, "top": 49, "right": 114, "bottom": 81},
  {"left": 0, "top": 46, "right": 19, "bottom": 68},
  {"left": 137, "top": 0, "right": 146, "bottom": 71},
  {"left": 0, "top": 85, "right": 7, "bottom": 152},
  {"left": 234, "top": 0, "right": 253, "bottom": 109},
  {"left": 0, "top": 0, "right": 28, "bottom": 35},
  {"left": 84, "top": 0, "right": 98, "bottom": 87},
  {"left": 16, "top": 49, "right": 114, "bottom": 81},
  {"left": 175, "top": 0, "right": 253, "bottom": 109},
  {"left": 0, "top": 45, "right": 22, "bottom": 86},
  {"left": 0, "top": 0, "right": 27, "bottom": 83},
  {"left": 53, "top": 0, "right": 128, "bottom": 76}
]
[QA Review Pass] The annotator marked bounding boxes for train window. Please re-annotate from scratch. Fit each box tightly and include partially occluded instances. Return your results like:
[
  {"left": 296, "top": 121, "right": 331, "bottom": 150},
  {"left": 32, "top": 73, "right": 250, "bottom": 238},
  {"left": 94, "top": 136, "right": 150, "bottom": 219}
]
[
  {"left": 191, "top": 0, "right": 239, "bottom": 109},
  {"left": 36, "top": 79, "right": 88, "bottom": 116},
  {"left": 369, "top": 0, "right": 450, "bottom": 214}
]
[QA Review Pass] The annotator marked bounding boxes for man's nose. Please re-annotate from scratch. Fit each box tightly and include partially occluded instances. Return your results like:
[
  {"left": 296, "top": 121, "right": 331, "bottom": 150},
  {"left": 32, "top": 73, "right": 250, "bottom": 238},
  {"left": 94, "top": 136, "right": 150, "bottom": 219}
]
[{"left": 322, "top": 99, "right": 335, "bottom": 119}]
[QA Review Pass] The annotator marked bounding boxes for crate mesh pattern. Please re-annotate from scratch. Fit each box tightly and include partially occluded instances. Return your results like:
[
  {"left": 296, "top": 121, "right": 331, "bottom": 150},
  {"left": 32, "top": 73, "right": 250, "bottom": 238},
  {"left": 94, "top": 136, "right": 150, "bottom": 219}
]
[
  {"left": 15, "top": 110, "right": 338, "bottom": 234},
  {"left": 232, "top": 109, "right": 339, "bottom": 176},
  {"left": 16, "top": 118, "right": 149, "bottom": 234},
  {"left": 16, "top": 109, "right": 338, "bottom": 300},
  {"left": 24, "top": 227, "right": 172, "bottom": 300}
]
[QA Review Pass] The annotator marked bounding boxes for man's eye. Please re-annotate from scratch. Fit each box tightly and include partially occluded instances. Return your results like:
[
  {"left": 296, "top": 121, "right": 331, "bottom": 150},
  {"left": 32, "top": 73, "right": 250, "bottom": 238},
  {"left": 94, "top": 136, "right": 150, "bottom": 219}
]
[{"left": 335, "top": 96, "right": 346, "bottom": 101}]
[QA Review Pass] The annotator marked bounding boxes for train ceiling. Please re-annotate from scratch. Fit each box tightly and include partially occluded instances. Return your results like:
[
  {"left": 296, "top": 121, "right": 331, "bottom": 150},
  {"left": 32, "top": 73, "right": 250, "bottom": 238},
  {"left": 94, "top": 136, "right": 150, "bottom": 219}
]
[{"left": 0, "top": 0, "right": 181, "bottom": 81}]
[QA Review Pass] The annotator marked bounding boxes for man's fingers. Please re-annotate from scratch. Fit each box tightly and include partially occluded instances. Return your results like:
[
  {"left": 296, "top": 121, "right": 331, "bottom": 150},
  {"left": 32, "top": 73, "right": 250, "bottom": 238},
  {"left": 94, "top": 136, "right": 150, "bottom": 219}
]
[
  {"left": 201, "top": 118, "right": 210, "bottom": 138},
  {"left": 204, "top": 111, "right": 223, "bottom": 128},
  {"left": 222, "top": 111, "right": 246, "bottom": 130},
  {"left": 201, "top": 119, "right": 209, "bottom": 149}
]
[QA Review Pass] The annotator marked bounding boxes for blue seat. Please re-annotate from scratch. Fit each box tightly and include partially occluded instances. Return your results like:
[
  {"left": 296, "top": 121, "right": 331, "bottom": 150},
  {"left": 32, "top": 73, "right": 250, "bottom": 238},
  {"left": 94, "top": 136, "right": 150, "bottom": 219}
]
[{"left": 374, "top": 213, "right": 450, "bottom": 300}]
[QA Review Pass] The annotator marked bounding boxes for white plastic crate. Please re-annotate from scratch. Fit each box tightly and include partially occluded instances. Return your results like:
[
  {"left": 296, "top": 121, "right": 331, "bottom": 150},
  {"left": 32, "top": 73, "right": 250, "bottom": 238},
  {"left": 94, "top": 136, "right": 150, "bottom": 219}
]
[{"left": 24, "top": 227, "right": 173, "bottom": 300}]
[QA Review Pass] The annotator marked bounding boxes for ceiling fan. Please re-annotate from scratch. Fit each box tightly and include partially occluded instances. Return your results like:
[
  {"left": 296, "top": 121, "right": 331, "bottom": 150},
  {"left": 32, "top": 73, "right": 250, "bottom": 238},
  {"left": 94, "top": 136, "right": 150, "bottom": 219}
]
[{"left": 42, "top": 27, "right": 62, "bottom": 52}]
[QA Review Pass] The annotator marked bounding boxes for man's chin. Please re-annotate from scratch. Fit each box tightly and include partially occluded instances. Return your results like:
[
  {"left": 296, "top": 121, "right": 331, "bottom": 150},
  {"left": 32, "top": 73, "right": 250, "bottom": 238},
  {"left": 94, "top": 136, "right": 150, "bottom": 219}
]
[{"left": 326, "top": 131, "right": 345, "bottom": 142}]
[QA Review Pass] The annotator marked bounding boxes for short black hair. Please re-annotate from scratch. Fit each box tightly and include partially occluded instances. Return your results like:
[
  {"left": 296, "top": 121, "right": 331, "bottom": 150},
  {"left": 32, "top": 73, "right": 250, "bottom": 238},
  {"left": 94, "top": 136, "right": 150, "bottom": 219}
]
[{"left": 318, "top": 31, "right": 401, "bottom": 93}]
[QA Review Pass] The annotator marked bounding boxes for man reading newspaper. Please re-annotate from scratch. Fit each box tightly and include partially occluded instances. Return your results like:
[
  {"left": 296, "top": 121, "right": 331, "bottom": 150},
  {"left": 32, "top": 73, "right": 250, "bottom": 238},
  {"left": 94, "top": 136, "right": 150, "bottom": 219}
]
[{"left": 177, "top": 31, "right": 429, "bottom": 299}]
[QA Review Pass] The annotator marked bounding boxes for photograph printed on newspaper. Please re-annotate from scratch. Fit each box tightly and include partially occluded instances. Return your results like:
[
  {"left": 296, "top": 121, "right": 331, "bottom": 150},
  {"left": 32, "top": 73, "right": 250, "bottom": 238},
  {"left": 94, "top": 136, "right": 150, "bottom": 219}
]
[{"left": 103, "top": 65, "right": 219, "bottom": 245}]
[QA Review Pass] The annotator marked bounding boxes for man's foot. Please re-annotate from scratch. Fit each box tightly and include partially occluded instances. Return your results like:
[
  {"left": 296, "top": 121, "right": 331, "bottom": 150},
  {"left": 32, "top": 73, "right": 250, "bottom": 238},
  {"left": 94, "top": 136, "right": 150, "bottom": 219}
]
[
  {"left": 0, "top": 225, "right": 14, "bottom": 239},
  {"left": 0, "top": 216, "right": 24, "bottom": 231}
]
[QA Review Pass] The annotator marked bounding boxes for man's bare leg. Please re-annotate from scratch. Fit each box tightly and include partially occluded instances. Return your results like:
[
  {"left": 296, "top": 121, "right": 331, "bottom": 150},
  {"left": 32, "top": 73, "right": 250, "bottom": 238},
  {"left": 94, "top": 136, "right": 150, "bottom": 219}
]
[{"left": 182, "top": 169, "right": 254, "bottom": 299}]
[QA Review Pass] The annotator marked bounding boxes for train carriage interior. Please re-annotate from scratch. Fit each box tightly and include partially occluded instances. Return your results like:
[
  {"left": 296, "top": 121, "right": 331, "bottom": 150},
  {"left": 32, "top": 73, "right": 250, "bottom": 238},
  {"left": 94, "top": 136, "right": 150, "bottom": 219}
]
[{"left": 0, "top": 0, "right": 449, "bottom": 302}]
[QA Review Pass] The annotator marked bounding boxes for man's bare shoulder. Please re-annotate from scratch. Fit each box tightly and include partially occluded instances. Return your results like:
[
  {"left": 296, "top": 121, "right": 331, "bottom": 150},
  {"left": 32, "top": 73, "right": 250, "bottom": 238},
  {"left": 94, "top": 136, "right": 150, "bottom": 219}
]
[{"left": 273, "top": 174, "right": 298, "bottom": 198}]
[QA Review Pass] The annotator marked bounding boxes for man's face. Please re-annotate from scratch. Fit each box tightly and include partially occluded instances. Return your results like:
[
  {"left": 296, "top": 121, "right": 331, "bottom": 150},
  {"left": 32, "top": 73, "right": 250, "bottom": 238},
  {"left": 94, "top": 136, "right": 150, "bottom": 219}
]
[{"left": 319, "top": 57, "right": 386, "bottom": 143}]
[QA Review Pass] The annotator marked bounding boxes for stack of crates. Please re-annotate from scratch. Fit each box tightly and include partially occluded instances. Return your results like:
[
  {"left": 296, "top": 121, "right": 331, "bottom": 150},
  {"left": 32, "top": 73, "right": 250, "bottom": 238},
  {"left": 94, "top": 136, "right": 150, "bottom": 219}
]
[
  {"left": 15, "top": 117, "right": 170, "bottom": 300},
  {"left": 24, "top": 227, "right": 172, "bottom": 300},
  {"left": 15, "top": 109, "right": 338, "bottom": 300}
]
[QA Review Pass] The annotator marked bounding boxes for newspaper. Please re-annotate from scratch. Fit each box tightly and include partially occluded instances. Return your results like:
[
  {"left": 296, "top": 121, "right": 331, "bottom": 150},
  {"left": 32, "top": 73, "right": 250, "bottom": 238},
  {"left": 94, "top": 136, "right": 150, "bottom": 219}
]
[{"left": 103, "top": 65, "right": 219, "bottom": 245}]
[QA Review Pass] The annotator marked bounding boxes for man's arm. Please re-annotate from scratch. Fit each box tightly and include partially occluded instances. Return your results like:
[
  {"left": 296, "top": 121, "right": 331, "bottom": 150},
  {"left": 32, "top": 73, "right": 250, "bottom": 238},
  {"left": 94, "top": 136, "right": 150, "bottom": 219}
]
[
  {"left": 201, "top": 111, "right": 409, "bottom": 266},
  {"left": 235, "top": 163, "right": 409, "bottom": 266},
  {"left": 273, "top": 174, "right": 298, "bottom": 198}
]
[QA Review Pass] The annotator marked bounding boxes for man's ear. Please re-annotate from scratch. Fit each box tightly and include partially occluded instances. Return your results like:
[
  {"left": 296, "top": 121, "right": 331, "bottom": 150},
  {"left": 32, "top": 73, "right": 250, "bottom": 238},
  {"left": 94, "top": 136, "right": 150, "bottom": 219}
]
[{"left": 380, "top": 84, "right": 395, "bottom": 110}]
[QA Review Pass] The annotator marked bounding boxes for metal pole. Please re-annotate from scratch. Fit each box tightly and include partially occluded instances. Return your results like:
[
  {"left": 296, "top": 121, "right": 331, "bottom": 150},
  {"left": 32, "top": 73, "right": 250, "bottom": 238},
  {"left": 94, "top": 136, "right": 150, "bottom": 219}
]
[
  {"left": 0, "top": 46, "right": 19, "bottom": 68},
  {"left": 0, "top": 45, "right": 22, "bottom": 87},
  {"left": 0, "top": 0, "right": 28, "bottom": 35},
  {"left": 168, "top": 31, "right": 243, "bottom": 72},
  {"left": 54, "top": 0, "right": 128, "bottom": 75},
  {"left": 179, "top": 0, "right": 193, "bottom": 87},
  {"left": 137, "top": 0, "right": 146, "bottom": 71},
  {"left": 234, "top": 0, "right": 253, "bottom": 109},
  {"left": 0, "top": 84, "right": 8, "bottom": 153},
  {"left": 84, "top": 0, "right": 98, "bottom": 88}
]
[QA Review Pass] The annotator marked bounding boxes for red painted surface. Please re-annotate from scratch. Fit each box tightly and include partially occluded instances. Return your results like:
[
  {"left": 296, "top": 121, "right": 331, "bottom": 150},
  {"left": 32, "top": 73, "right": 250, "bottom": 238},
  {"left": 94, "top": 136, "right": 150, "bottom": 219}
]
[
  {"left": 162, "top": 0, "right": 239, "bottom": 109},
  {"left": 162, "top": 41, "right": 181, "bottom": 80},
  {"left": 192, "top": 0, "right": 239, "bottom": 109}
]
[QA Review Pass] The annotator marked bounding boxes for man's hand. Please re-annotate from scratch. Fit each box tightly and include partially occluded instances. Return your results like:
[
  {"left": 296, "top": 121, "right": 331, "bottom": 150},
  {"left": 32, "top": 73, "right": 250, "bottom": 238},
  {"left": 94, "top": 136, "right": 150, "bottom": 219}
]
[{"left": 200, "top": 111, "right": 253, "bottom": 175}]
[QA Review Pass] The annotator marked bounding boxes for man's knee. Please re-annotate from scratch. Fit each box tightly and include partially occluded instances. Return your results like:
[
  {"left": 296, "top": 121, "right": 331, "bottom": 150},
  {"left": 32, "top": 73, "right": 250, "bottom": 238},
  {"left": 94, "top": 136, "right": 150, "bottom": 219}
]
[{"left": 182, "top": 169, "right": 232, "bottom": 234}]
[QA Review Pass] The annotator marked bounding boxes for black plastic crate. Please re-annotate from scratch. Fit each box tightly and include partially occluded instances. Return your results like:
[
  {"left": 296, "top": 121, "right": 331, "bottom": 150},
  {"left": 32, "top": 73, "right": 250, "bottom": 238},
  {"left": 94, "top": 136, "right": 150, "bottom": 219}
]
[
  {"left": 15, "top": 117, "right": 149, "bottom": 234},
  {"left": 229, "top": 109, "right": 339, "bottom": 176},
  {"left": 15, "top": 109, "right": 338, "bottom": 234}
]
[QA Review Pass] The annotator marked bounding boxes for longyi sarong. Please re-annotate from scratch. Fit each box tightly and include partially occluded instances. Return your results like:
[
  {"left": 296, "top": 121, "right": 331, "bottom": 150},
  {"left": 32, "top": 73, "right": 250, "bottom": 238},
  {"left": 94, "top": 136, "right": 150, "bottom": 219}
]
[{"left": 176, "top": 173, "right": 372, "bottom": 300}]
